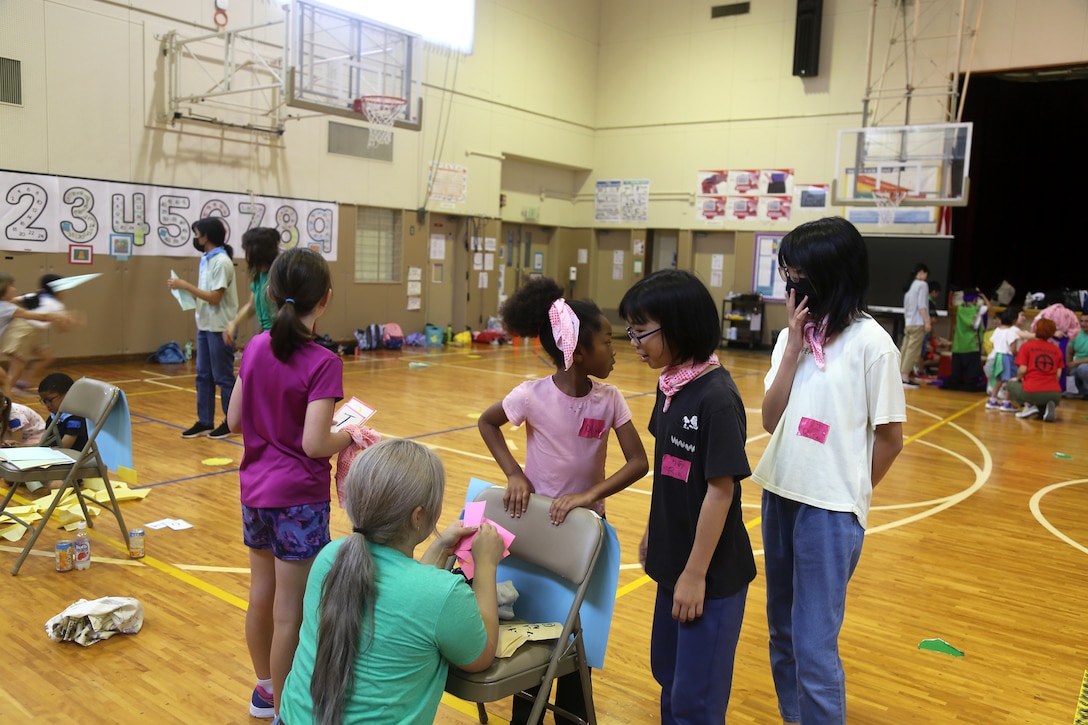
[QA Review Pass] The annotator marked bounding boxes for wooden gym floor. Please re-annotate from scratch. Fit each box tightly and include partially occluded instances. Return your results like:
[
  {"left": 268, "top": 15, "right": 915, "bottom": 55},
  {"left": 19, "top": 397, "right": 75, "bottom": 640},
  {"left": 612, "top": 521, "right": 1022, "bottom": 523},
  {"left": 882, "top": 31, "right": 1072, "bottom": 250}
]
[{"left": 0, "top": 339, "right": 1085, "bottom": 724}]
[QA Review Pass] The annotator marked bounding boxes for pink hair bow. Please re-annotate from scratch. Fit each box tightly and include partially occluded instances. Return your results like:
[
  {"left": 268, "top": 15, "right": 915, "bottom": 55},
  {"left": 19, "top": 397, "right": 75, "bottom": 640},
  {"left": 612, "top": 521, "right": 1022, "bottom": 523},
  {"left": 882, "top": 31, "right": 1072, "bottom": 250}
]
[{"left": 548, "top": 298, "right": 580, "bottom": 371}]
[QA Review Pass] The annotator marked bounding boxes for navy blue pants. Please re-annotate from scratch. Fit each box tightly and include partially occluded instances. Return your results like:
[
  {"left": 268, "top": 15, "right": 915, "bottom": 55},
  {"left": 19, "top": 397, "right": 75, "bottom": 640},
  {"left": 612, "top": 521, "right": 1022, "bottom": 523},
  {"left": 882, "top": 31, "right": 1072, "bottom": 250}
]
[{"left": 650, "top": 582, "right": 747, "bottom": 724}]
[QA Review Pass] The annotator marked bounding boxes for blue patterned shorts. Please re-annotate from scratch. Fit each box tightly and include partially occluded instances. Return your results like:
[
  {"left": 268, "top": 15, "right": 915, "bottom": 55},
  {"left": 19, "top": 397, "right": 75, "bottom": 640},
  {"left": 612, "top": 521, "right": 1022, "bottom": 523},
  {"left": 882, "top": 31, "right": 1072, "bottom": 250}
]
[{"left": 242, "top": 502, "right": 331, "bottom": 561}]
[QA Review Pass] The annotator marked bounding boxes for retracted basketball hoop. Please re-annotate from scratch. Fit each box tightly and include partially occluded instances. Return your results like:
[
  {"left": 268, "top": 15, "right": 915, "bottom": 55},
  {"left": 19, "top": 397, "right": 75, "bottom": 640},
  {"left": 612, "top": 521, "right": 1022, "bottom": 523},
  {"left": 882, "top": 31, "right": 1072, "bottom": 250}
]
[{"left": 352, "top": 95, "right": 407, "bottom": 147}]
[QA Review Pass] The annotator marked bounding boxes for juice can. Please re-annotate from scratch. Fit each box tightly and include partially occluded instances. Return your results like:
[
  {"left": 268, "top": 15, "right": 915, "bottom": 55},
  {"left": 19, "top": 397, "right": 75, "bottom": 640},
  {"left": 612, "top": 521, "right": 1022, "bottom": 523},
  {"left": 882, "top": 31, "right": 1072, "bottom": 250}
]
[
  {"left": 55, "top": 540, "right": 74, "bottom": 572},
  {"left": 128, "top": 528, "right": 145, "bottom": 559}
]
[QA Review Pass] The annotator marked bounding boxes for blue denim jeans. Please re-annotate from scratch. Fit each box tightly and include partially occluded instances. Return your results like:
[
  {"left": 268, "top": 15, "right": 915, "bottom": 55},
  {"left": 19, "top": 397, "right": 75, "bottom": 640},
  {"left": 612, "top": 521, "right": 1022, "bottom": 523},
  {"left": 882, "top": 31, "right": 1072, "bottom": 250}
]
[
  {"left": 195, "top": 329, "right": 235, "bottom": 426},
  {"left": 762, "top": 490, "right": 864, "bottom": 724},
  {"left": 650, "top": 581, "right": 747, "bottom": 724},
  {"left": 1073, "top": 365, "right": 1088, "bottom": 396}
]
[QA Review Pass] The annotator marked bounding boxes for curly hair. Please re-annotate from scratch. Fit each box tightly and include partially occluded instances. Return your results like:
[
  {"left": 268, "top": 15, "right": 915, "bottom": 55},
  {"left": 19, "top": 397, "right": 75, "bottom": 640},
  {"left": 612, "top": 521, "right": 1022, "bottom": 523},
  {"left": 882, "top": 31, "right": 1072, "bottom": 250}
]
[{"left": 500, "top": 277, "right": 603, "bottom": 369}]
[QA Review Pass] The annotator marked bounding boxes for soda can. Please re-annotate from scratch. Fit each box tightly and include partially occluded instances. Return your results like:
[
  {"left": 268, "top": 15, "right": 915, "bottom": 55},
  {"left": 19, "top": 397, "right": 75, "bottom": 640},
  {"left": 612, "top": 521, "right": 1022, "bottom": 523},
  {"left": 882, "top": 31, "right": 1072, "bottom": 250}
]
[
  {"left": 128, "top": 528, "right": 145, "bottom": 559},
  {"left": 55, "top": 540, "right": 74, "bottom": 572}
]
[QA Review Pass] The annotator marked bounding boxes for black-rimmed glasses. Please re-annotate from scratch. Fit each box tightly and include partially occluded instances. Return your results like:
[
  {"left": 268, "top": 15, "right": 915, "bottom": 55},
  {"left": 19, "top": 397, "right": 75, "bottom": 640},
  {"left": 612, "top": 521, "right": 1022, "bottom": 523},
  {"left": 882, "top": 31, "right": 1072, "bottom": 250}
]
[{"left": 626, "top": 326, "right": 661, "bottom": 344}]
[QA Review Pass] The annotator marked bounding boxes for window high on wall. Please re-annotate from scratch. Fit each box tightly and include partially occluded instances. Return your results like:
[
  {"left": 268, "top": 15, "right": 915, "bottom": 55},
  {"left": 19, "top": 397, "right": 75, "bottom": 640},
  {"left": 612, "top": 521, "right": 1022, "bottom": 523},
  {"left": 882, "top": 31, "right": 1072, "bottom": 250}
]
[
  {"left": 355, "top": 208, "right": 402, "bottom": 283},
  {"left": 316, "top": 0, "right": 475, "bottom": 53}
]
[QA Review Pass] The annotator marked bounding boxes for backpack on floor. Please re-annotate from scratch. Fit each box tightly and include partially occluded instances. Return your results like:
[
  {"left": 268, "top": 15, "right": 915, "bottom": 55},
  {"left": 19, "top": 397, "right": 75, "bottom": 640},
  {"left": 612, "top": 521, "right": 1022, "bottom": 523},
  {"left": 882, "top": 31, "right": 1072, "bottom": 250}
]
[
  {"left": 147, "top": 341, "right": 186, "bottom": 364},
  {"left": 405, "top": 332, "right": 427, "bottom": 346},
  {"left": 354, "top": 324, "right": 383, "bottom": 351},
  {"left": 382, "top": 322, "right": 405, "bottom": 350}
]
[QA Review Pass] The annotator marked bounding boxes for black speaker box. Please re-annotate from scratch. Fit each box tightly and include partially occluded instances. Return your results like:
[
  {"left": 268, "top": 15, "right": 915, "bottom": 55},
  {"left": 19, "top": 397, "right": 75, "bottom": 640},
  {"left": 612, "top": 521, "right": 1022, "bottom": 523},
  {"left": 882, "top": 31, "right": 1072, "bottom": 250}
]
[{"left": 793, "top": 0, "right": 823, "bottom": 77}]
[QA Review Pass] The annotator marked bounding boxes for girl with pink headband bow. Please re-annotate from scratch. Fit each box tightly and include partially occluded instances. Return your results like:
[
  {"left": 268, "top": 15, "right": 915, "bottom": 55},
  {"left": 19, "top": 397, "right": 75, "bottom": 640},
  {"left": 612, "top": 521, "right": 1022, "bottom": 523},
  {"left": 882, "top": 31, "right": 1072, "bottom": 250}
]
[
  {"left": 478, "top": 276, "right": 648, "bottom": 725},
  {"left": 619, "top": 268, "right": 754, "bottom": 725}
]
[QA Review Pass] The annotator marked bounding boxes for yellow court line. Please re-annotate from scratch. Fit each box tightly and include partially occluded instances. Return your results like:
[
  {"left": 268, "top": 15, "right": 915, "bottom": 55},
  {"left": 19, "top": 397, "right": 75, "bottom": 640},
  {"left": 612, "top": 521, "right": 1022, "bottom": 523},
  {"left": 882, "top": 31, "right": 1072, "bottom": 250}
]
[
  {"left": 7, "top": 490, "right": 250, "bottom": 611},
  {"left": 441, "top": 693, "right": 510, "bottom": 724},
  {"left": 96, "top": 532, "right": 250, "bottom": 610},
  {"left": 904, "top": 399, "right": 985, "bottom": 444}
]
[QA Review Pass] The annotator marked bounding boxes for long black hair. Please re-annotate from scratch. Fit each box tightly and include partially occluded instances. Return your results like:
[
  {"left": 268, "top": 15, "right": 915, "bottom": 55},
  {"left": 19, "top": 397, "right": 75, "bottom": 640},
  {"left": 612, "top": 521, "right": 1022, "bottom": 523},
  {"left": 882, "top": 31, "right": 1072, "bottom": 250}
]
[
  {"left": 500, "top": 277, "right": 603, "bottom": 369},
  {"left": 267, "top": 247, "right": 331, "bottom": 362},
  {"left": 777, "top": 217, "right": 870, "bottom": 339}
]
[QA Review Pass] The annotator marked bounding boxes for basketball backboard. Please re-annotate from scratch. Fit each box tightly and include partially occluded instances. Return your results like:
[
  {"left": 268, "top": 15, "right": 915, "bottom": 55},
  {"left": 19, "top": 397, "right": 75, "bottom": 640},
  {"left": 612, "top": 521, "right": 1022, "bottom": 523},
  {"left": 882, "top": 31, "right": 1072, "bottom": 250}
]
[
  {"left": 833, "top": 122, "right": 972, "bottom": 206},
  {"left": 286, "top": 0, "right": 423, "bottom": 128}
]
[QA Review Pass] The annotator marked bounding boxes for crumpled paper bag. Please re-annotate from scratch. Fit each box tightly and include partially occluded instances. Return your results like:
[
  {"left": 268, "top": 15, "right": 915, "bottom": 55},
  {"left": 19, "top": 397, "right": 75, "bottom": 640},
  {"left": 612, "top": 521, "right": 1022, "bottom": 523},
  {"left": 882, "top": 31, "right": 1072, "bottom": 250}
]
[
  {"left": 496, "top": 622, "right": 563, "bottom": 658},
  {"left": 45, "top": 596, "right": 144, "bottom": 646}
]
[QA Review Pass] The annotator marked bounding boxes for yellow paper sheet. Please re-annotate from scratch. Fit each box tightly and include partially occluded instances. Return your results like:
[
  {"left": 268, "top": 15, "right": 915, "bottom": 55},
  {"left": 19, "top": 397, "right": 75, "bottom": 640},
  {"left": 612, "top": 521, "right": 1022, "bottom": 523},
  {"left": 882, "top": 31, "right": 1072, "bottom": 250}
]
[{"left": 94, "top": 487, "right": 148, "bottom": 502}]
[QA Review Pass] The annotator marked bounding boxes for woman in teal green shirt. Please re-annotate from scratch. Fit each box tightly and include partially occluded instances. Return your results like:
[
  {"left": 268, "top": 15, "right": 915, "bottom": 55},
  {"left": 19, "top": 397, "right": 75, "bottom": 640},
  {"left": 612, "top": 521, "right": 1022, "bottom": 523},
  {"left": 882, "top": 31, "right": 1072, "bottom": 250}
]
[{"left": 223, "top": 227, "right": 280, "bottom": 345}]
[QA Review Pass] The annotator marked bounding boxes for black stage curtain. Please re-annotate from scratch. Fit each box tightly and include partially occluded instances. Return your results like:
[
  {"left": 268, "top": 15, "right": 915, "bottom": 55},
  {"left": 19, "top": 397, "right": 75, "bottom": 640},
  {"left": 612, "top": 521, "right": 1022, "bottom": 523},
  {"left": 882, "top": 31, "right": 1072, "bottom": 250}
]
[{"left": 951, "top": 72, "right": 1088, "bottom": 299}]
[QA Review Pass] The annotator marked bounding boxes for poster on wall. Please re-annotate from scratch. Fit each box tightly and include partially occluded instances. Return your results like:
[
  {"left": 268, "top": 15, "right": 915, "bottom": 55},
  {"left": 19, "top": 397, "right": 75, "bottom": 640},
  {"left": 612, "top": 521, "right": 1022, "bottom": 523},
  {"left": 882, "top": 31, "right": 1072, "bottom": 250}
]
[
  {"left": 595, "top": 179, "right": 650, "bottom": 223},
  {"left": 728, "top": 196, "right": 758, "bottom": 221},
  {"left": 760, "top": 169, "right": 794, "bottom": 195},
  {"left": 427, "top": 162, "right": 468, "bottom": 204},
  {"left": 697, "top": 170, "right": 729, "bottom": 196},
  {"left": 752, "top": 232, "right": 787, "bottom": 300},
  {"left": 758, "top": 196, "right": 792, "bottom": 223},
  {"left": 796, "top": 184, "right": 829, "bottom": 209},
  {"left": 0, "top": 170, "right": 339, "bottom": 260},
  {"left": 697, "top": 196, "right": 727, "bottom": 221},
  {"left": 728, "top": 170, "right": 761, "bottom": 195}
]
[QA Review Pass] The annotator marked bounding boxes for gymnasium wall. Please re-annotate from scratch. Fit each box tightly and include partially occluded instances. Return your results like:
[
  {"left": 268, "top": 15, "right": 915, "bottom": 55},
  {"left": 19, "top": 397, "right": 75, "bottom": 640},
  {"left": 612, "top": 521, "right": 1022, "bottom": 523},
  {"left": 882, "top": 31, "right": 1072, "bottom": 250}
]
[{"left": 3, "top": 1, "right": 1088, "bottom": 357}]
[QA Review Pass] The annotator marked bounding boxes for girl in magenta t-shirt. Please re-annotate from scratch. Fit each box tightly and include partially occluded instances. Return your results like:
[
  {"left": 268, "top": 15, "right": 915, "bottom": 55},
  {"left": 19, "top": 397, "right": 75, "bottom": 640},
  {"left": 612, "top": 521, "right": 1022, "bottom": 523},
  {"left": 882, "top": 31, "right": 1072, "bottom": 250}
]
[{"left": 226, "top": 248, "right": 355, "bottom": 720}]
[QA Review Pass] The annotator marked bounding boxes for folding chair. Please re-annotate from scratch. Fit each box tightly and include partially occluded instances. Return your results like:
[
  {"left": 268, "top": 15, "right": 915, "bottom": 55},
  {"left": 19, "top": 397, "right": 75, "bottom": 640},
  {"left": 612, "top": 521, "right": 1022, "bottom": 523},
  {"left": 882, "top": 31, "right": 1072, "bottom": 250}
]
[
  {"left": 0, "top": 378, "right": 128, "bottom": 575},
  {"left": 445, "top": 486, "right": 604, "bottom": 725}
]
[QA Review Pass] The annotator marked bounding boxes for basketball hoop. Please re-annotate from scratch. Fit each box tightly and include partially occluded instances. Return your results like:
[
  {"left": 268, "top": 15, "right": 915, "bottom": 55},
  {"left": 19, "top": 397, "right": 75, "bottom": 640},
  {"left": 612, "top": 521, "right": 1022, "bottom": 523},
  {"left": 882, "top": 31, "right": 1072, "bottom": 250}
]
[
  {"left": 352, "top": 95, "right": 407, "bottom": 147},
  {"left": 872, "top": 189, "right": 906, "bottom": 226}
]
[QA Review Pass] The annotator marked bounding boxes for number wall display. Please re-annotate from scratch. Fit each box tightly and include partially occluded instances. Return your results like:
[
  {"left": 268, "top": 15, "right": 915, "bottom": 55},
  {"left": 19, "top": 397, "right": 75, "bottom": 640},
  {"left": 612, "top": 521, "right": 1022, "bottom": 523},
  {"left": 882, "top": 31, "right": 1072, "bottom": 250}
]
[{"left": 0, "top": 170, "right": 339, "bottom": 260}]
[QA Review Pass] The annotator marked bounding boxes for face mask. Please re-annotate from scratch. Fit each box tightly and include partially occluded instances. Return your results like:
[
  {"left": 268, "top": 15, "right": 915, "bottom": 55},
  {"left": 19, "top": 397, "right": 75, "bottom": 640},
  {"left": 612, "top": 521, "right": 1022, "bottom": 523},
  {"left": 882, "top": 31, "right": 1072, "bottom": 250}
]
[
  {"left": 192, "top": 237, "right": 204, "bottom": 253},
  {"left": 786, "top": 277, "right": 818, "bottom": 308}
]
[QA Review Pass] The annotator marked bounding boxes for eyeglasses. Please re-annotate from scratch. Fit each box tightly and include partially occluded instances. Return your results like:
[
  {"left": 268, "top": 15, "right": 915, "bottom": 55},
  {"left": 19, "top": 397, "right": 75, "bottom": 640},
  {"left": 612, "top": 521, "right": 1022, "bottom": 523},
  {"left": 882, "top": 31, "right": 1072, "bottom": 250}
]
[
  {"left": 39, "top": 395, "right": 59, "bottom": 406},
  {"left": 778, "top": 265, "right": 805, "bottom": 284},
  {"left": 626, "top": 326, "right": 661, "bottom": 344}
]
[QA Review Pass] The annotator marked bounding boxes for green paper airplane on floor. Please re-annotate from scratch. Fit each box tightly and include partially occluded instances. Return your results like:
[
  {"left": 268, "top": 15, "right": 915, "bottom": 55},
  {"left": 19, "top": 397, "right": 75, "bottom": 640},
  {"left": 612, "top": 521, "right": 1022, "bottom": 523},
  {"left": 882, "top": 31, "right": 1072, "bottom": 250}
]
[{"left": 918, "top": 638, "right": 964, "bottom": 657}]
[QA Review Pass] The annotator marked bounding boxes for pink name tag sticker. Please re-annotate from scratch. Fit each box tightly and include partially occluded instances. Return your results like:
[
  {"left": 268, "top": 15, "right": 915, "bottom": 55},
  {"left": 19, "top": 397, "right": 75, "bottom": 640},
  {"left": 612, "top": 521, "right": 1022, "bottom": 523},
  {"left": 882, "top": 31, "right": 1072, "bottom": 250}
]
[
  {"left": 661, "top": 454, "right": 692, "bottom": 483},
  {"left": 796, "top": 416, "right": 830, "bottom": 444},
  {"left": 578, "top": 417, "right": 607, "bottom": 439}
]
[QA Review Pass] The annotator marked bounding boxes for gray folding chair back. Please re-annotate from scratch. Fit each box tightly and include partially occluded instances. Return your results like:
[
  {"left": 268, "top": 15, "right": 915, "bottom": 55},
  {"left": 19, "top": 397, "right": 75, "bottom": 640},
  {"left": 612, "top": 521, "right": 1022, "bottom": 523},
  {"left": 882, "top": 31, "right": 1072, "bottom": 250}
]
[
  {"left": 445, "top": 486, "right": 604, "bottom": 724},
  {"left": 0, "top": 378, "right": 127, "bottom": 574}
]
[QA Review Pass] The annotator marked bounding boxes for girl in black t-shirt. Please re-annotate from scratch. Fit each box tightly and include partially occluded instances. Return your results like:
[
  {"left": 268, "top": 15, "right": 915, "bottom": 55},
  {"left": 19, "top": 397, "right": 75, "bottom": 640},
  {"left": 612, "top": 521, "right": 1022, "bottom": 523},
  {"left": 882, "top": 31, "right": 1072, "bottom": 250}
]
[{"left": 620, "top": 269, "right": 755, "bottom": 725}]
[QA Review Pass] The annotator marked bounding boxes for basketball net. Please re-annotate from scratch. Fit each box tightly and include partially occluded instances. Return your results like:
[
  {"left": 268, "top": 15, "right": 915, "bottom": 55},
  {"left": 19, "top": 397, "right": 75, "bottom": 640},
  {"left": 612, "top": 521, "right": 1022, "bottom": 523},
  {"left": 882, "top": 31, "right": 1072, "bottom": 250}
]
[
  {"left": 353, "top": 95, "right": 407, "bottom": 147},
  {"left": 872, "top": 189, "right": 906, "bottom": 226}
]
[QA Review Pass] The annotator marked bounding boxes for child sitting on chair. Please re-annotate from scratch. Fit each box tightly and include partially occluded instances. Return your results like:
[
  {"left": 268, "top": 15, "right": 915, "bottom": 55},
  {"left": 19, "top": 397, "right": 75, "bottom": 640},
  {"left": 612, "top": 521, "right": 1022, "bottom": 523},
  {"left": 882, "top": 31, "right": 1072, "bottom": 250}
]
[{"left": 38, "top": 373, "right": 88, "bottom": 450}]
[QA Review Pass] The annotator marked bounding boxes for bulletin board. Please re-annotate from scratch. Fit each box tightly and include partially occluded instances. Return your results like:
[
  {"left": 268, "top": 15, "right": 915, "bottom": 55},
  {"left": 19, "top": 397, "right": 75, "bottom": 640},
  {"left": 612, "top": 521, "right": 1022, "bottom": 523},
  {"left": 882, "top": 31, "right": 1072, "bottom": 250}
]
[{"left": 752, "top": 232, "right": 787, "bottom": 300}]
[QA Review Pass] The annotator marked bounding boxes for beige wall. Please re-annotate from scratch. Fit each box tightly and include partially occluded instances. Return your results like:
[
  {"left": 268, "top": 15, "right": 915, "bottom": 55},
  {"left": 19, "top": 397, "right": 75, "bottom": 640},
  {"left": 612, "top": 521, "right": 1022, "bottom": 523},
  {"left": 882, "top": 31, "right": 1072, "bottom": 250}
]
[{"left": 4, "top": 0, "right": 1088, "bottom": 356}]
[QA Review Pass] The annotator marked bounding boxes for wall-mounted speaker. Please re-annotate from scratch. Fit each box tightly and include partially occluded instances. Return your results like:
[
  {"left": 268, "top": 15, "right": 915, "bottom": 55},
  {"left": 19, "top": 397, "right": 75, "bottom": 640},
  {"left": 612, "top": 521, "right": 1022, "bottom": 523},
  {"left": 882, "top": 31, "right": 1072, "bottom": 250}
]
[{"left": 792, "top": 0, "right": 823, "bottom": 78}]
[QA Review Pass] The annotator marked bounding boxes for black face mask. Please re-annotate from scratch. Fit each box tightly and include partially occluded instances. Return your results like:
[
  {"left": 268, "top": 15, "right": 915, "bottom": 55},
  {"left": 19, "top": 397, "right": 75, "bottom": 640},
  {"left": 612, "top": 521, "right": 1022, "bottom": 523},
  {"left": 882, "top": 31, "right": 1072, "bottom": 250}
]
[
  {"left": 193, "top": 237, "right": 204, "bottom": 253},
  {"left": 786, "top": 277, "right": 818, "bottom": 308}
]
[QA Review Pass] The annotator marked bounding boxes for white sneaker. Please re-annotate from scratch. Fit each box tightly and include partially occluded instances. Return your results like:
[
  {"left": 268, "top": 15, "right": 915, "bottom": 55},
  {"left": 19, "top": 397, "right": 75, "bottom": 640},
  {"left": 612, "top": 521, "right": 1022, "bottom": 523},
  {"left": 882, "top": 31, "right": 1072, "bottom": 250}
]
[
  {"left": 1042, "top": 400, "right": 1057, "bottom": 422},
  {"left": 1015, "top": 404, "right": 1039, "bottom": 419},
  {"left": 902, "top": 380, "right": 920, "bottom": 389}
]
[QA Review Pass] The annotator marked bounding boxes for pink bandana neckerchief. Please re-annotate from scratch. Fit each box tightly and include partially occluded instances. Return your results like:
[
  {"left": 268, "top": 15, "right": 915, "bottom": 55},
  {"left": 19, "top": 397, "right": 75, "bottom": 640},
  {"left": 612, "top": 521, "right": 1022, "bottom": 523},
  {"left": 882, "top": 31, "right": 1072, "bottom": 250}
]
[
  {"left": 803, "top": 318, "right": 829, "bottom": 369},
  {"left": 548, "top": 298, "right": 580, "bottom": 371},
  {"left": 659, "top": 354, "right": 720, "bottom": 412}
]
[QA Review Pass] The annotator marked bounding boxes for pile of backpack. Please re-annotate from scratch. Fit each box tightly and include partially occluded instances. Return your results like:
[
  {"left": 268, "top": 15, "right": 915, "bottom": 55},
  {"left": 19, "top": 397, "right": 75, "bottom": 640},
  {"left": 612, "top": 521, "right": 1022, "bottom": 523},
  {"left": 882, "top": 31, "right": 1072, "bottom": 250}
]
[{"left": 354, "top": 323, "right": 405, "bottom": 351}]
